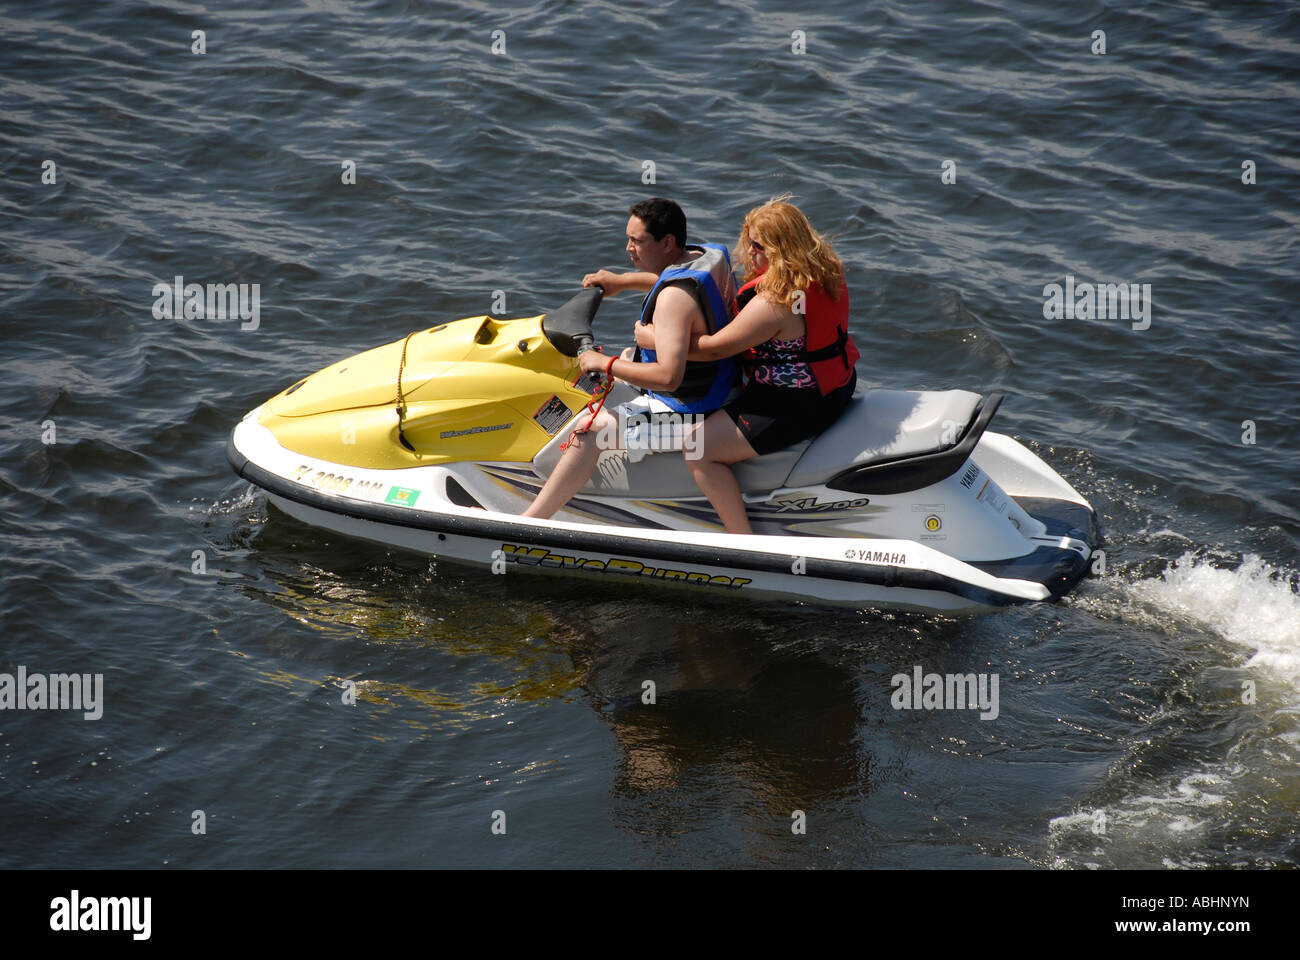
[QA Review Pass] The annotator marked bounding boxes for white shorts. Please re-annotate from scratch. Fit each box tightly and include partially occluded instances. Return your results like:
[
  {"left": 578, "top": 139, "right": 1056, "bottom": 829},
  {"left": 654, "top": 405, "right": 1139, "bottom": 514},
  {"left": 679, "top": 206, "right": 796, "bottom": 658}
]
[{"left": 617, "top": 394, "right": 704, "bottom": 462}]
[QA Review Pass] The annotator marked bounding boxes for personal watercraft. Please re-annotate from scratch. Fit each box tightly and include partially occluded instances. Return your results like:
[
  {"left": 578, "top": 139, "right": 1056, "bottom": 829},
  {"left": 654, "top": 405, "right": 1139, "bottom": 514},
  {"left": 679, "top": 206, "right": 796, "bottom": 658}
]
[{"left": 226, "top": 287, "right": 1101, "bottom": 614}]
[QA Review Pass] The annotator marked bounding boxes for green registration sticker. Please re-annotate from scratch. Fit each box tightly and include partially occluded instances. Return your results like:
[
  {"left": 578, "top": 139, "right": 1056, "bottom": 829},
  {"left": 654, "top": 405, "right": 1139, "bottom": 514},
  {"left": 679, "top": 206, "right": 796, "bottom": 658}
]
[{"left": 385, "top": 486, "right": 421, "bottom": 507}]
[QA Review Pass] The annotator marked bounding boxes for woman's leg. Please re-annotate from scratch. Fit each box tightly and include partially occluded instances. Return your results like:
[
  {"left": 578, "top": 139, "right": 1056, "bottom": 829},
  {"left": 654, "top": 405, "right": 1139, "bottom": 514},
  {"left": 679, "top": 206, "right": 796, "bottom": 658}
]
[
  {"left": 684, "top": 411, "right": 758, "bottom": 534},
  {"left": 522, "top": 406, "right": 617, "bottom": 519}
]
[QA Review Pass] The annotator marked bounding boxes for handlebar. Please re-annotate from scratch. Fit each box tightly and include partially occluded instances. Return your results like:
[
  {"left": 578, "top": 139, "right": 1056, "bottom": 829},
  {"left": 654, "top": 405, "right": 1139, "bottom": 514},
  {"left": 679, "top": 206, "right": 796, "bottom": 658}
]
[{"left": 541, "top": 286, "right": 604, "bottom": 357}]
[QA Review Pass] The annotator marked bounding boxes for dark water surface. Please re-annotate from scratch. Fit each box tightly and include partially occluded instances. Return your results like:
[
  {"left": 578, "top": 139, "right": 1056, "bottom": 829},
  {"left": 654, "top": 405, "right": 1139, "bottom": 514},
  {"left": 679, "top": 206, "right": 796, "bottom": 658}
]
[{"left": 2, "top": 0, "right": 1298, "bottom": 869}]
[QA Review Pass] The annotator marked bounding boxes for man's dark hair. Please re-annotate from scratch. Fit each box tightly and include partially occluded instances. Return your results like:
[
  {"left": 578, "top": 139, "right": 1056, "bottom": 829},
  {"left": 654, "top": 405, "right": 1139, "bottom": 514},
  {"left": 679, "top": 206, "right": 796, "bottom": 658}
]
[{"left": 629, "top": 198, "right": 686, "bottom": 250}]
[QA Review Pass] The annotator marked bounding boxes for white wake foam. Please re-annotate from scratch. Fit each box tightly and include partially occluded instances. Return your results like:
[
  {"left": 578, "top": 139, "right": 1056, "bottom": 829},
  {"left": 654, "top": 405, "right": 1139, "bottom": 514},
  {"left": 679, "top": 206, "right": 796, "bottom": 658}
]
[
  {"left": 1048, "top": 551, "right": 1300, "bottom": 866},
  {"left": 1127, "top": 551, "right": 1300, "bottom": 687}
]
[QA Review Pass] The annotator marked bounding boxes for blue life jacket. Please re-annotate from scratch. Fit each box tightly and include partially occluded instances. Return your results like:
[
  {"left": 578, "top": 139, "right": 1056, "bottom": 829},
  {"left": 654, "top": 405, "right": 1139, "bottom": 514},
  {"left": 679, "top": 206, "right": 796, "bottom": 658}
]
[{"left": 637, "top": 243, "right": 739, "bottom": 413}]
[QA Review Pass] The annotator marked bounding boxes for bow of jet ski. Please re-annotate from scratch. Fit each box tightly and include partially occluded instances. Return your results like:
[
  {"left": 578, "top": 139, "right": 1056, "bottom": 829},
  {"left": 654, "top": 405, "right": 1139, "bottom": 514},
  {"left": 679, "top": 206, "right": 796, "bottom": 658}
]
[{"left": 227, "top": 287, "right": 1101, "bottom": 615}]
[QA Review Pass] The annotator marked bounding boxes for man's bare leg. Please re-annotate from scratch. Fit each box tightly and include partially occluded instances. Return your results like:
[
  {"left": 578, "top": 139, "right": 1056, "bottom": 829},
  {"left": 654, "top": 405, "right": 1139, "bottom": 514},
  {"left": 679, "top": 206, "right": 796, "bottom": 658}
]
[{"left": 522, "top": 408, "right": 616, "bottom": 519}]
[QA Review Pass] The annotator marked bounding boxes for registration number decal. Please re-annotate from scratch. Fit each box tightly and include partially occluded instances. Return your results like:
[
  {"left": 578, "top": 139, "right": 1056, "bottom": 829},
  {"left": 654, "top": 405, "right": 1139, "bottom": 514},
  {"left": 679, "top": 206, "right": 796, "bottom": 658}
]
[{"left": 289, "top": 464, "right": 386, "bottom": 501}]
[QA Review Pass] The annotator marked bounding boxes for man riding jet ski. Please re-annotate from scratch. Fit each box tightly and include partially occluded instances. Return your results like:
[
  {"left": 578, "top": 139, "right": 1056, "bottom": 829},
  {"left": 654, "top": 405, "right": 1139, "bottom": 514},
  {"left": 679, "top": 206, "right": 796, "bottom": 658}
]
[
  {"left": 524, "top": 197, "right": 742, "bottom": 521},
  {"left": 226, "top": 205, "right": 1101, "bottom": 614}
]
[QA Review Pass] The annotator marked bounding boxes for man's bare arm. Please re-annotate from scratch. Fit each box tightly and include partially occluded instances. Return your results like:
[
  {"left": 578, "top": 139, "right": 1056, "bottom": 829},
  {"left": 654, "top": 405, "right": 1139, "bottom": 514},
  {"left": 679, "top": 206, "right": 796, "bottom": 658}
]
[
  {"left": 605, "top": 285, "right": 697, "bottom": 392},
  {"left": 582, "top": 270, "right": 658, "bottom": 296}
]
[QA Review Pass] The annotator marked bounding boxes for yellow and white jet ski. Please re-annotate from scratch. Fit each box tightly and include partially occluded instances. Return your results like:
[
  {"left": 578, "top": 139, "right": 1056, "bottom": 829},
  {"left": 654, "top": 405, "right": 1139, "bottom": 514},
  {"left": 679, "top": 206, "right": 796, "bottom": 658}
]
[{"left": 227, "top": 288, "right": 1101, "bottom": 614}]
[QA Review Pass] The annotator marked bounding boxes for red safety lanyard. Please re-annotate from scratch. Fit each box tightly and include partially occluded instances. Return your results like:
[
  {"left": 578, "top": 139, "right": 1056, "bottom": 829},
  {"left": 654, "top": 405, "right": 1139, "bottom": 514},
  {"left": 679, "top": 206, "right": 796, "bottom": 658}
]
[{"left": 559, "top": 352, "right": 618, "bottom": 451}]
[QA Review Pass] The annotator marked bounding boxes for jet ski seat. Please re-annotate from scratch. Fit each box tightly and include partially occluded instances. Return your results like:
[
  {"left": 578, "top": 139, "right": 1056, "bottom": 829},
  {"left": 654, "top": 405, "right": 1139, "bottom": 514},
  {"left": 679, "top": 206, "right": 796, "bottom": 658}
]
[
  {"left": 793, "top": 389, "right": 1002, "bottom": 494},
  {"left": 786, "top": 389, "right": 983, "bottom": 486}
]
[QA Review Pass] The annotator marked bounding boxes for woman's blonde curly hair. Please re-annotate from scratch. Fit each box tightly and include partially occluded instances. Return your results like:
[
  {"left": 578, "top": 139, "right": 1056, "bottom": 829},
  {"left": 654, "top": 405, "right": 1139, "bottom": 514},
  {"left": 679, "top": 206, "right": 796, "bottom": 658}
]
[{"left": 736, "top": 196, "right": 845, "bottom": 308}]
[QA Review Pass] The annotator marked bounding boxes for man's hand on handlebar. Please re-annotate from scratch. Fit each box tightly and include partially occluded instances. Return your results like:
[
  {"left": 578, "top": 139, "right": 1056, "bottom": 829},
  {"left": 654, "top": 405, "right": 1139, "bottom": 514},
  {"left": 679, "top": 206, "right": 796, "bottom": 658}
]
[
  {"left": 582, "top": 270, "right": 619, "bottom": 294},
  {"left": 578, "top": 347, "right": 613, "bottom": 376},
  {"left": 582, "top": 270, "right": 658, "bottom": 296}
]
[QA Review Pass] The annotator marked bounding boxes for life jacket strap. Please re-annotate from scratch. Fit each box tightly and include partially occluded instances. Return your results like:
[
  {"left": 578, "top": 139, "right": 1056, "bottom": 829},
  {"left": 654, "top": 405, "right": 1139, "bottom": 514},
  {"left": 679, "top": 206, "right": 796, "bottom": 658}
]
[{"left": 796, "top": 324, "right": 850, "bottom": 368}]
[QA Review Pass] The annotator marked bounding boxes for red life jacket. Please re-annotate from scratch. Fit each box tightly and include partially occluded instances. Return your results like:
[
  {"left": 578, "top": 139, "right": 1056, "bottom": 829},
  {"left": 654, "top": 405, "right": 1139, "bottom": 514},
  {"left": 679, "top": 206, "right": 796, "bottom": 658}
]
[{"left": 736, "top": 276, "right": 860, "bottom": 395}]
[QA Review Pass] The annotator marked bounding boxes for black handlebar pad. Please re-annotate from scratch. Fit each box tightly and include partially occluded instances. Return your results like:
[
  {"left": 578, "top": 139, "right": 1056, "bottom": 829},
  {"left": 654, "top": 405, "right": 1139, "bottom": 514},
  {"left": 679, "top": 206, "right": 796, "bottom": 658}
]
[{"left": 541, "top": 287, "right": 605, "bottom": 357}]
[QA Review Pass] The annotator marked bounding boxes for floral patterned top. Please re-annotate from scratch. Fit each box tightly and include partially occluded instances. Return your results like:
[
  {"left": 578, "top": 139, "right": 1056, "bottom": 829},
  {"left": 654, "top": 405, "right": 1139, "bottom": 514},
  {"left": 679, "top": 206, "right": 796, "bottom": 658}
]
[{"left": 747, "top": 336, "right": 817, "bottom": 389}]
